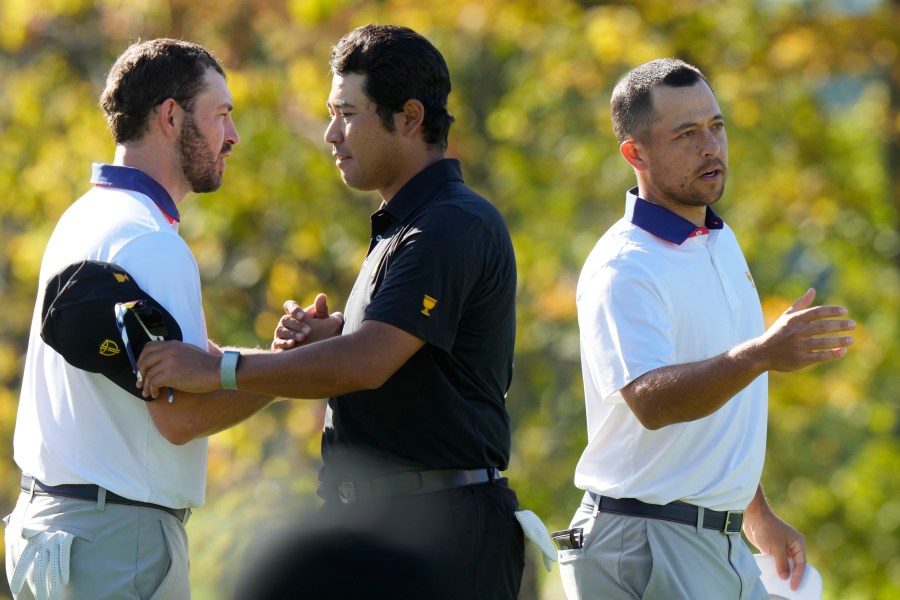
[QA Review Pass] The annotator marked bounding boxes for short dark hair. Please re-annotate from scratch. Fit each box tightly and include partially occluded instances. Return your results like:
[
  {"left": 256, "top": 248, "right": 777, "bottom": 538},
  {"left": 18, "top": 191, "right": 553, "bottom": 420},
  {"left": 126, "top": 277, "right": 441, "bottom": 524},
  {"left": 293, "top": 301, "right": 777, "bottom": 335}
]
[
  {"left": 329, "top": 24, "right": 455, "bottom": 150},
  {"left": 610, "top": 58, "right": 708, "bottom": 144},
  {"left": 100, "top": 38, "right": 225, "bottom": 143}
]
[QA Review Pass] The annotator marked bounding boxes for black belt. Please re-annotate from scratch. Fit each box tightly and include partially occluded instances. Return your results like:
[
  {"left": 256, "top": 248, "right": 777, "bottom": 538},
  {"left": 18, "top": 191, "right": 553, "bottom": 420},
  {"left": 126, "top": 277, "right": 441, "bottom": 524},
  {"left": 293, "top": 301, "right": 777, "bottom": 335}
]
[
  {"left": 335, "top": 468, "right": 500, "bottom": 504},
  {"left": 21, "top": 475, "right": 187, "bottom": 521},
  {"left": 589, "top": 493, "right": 743, "bottom": 535}
]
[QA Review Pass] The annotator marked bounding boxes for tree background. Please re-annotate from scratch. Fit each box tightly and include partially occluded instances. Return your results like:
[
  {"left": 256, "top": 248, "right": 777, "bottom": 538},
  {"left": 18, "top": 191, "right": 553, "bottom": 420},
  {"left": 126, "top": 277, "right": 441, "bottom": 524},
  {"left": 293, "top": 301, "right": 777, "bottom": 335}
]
[{"left": 0, "top": 0, "right": 898, "bottom": 598}]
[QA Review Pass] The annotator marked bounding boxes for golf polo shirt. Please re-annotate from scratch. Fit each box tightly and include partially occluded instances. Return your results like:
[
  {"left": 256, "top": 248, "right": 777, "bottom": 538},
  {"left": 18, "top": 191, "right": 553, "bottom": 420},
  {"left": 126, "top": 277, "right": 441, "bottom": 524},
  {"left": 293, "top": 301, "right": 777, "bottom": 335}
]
[
  {"left": 14, "top": 164, "right": 209, "bottom": 508},
  {"left": 319, "top": 159, "right": 517, "bottom": 487},
  {"left": 573, "top": 188, "right": 767, "bottom": 511}
]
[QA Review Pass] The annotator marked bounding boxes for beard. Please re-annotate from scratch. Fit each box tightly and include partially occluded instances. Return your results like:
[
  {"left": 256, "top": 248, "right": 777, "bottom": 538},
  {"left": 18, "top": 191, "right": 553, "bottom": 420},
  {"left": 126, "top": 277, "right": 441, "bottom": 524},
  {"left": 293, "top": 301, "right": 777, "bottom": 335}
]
[
  {"left": 658, "top": 180, "right": 725, "bottom": 207},
  {"left": 177, "top": 112, "right": 227, "bottom": 193},
  {"left": 653, "top": 163, "right": 727, "bottom": 208}
]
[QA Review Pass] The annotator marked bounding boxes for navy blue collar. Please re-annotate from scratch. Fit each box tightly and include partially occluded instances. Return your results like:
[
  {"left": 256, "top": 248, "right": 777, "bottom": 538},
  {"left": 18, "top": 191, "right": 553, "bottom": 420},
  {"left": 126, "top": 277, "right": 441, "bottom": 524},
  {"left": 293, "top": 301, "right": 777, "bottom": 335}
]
[
  {"left": 628, "top": 188, "right": 723, "bottom": 244},
  {"left": 90, "top": 164, "right": 180, "bottom": 223}
]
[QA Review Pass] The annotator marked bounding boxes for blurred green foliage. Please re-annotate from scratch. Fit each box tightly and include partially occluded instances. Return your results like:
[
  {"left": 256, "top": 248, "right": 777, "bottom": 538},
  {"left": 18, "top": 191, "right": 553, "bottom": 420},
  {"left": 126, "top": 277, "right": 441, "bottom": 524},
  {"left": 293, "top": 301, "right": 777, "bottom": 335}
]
[{"left": 1, "top": 0, "right": 898, "bottom": 598}]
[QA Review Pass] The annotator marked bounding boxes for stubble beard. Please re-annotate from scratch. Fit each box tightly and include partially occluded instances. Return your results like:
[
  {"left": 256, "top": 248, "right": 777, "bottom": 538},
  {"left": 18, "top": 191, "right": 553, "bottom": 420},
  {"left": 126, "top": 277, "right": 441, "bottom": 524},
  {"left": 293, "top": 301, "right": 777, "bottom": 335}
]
[
  {"left": 178, "top": 112, "right": 224, "bottom": 194},
  {"left": 658, "top": 174, "right": 726, "bottom": 208}
]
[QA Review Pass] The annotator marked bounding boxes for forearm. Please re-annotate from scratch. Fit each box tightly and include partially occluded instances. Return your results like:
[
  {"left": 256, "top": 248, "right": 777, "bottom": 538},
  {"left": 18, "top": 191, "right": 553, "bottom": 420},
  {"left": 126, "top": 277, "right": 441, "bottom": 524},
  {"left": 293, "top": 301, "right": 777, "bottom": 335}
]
[
  {"left": 147, "top": 389, "right": 274, "bottom": 445},
  {"left": 236, "top": 327, "right": 414, "bottom": 398},
  {"left": 622, "top": 337, "right": 767, "bottom": 429},
  {"left": 138, "top": 321, "right": 424, "bottom": 401}
]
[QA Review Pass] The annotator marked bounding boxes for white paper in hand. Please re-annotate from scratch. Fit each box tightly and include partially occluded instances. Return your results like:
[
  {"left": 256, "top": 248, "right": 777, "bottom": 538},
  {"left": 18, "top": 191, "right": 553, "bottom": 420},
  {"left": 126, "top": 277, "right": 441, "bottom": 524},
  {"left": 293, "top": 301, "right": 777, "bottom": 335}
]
[{"left": 754, "top": 554, "right": 822, "bottom": 600}]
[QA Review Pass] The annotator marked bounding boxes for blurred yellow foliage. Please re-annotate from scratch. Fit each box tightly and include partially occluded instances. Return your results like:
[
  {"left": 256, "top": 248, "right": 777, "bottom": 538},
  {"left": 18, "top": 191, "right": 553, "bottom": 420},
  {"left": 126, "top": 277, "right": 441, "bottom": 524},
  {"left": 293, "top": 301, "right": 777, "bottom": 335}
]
[{"left": 1, "top": 1, "right": 899, "bottom": 598}]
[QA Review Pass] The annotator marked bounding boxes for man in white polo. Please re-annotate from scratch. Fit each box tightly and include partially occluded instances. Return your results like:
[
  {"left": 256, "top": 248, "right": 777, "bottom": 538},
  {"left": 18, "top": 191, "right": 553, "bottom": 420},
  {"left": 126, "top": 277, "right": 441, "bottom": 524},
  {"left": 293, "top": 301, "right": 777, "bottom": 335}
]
[
  {"left": 558, "top": 58, "right": 856, "bottom": 599},
  {"left": 4, "top": 39, "right": 313, "bottom": 599}
]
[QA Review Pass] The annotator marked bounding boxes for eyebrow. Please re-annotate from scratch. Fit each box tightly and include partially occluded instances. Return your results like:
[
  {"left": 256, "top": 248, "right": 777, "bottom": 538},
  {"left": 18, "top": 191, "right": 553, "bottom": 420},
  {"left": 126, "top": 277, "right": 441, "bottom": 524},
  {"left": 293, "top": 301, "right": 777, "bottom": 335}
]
[
  {"left": 328, "top": 100, "right": 357, "bottom": 110},
  {"left": 672, "top": 113, "right": 724, "bottom": 133}
]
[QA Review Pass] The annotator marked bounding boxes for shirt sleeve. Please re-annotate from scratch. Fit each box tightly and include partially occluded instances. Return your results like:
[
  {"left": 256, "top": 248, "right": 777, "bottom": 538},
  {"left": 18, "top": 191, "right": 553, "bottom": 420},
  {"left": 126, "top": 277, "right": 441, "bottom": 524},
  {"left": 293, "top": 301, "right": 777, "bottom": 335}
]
[
  {"left": 111, "top": 231, "right": 207, "bottom": 350},
  {"left": 578, "top": 259, "right": 676, "bottom": 404}
]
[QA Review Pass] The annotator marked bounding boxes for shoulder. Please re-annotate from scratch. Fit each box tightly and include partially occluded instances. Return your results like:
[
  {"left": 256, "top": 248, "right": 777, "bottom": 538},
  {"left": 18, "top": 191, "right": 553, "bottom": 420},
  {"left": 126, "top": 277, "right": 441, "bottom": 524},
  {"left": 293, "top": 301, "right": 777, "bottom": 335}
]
[
  {"left": 577, "top": 220, "right": 665, "bottom": 297},
  {"left": 409, "top": 183, "right": 510, "bottom": 247}
]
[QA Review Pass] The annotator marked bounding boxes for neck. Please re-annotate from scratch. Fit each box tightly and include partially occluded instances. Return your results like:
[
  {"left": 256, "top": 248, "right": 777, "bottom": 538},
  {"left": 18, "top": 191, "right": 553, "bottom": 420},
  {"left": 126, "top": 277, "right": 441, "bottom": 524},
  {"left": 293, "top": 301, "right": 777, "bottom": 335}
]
[
  {"left": 636, "top": 185, "right": 708, "bottom": 228},
  {"left": 114, "top": 143, "right": 189, "bottom": 204},
  {"left": 379, "top": 148, "right": 446, "bottom": 204}
]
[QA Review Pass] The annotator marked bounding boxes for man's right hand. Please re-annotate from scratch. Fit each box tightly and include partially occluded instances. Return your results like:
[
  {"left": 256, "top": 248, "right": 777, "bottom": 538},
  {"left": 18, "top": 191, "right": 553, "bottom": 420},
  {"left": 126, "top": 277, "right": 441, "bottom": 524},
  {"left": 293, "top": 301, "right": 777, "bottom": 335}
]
[
  {"left": 272, "top": 294, "right": 344, "bottom": 350},
  {"left": 622, "top": 287, "right": 855, "bottom": 429},
  {"left": 751, "top": 288, "right": 855, "bottom": 372}
]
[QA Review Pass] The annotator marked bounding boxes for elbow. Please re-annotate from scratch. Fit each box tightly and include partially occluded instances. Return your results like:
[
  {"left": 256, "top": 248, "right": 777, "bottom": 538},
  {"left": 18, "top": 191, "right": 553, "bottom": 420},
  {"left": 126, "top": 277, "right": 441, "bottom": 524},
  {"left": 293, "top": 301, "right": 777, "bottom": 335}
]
[
  {"left": 634, "top": 412, "right": 667, "bottom": 431},
  {"left": 152, "top": 417, "right": 200, "bottom": 446},
  {"left": 622, "top": 390, "right": 670, "bottom": 431},
  {"left": 159, "top": 426, "right": 197, "bottom": 446},
  {"left": 342, "top": 359, "right": 396, "bottom": 392},
  {"left": 353, "top": 369, "right": 391, "bottom": 391}
]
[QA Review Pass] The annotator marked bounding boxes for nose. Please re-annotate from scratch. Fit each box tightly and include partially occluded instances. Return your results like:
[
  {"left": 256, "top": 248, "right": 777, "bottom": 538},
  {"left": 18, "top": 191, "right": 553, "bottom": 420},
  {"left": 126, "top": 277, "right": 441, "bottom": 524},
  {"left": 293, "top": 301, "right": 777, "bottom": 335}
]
[
  {"left": 324, "top": 116, "right": 342, "bottom": 145},
  {"left": 700, "top": 128, "right": 722, "bottom": 157},
  {"left": 226, "top": 115, "right": 240, "bottom": 146}
]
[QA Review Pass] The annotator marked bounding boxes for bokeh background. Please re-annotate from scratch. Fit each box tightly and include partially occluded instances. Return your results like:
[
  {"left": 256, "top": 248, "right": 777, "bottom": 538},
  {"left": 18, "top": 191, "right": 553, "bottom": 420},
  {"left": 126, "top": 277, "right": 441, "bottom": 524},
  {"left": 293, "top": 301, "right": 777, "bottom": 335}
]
[{"left": 1, "top": 0, "right": 898, "bottom": 598}]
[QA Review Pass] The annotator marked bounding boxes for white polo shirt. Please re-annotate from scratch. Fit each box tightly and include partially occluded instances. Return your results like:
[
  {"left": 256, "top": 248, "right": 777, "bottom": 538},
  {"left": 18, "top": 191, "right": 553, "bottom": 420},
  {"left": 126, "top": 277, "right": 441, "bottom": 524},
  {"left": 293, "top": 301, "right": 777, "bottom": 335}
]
[
  {"left": 14, "top": 164, "right": 209, "bottom": 508},
  {"left": 573, "top": 188, "right": 766, "bottom": 511}
]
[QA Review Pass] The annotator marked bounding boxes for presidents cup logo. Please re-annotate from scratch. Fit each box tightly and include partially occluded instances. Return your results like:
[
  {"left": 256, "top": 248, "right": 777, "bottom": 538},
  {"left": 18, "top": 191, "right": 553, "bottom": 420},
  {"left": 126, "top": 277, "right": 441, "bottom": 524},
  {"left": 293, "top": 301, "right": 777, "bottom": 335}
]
[
  {"left": 99, "top": 339, "right": 121, "bottom": 357},
  {"left": 114, "top": 272, "right": 130, "bottom": 283},
  {"left": 421, "top": 295, "right": 437, "bottom": 317}
]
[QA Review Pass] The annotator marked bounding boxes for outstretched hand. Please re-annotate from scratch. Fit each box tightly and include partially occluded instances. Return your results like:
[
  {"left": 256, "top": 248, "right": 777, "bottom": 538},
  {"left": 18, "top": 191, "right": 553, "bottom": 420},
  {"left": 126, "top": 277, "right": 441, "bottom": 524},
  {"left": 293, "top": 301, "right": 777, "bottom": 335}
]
[
  {"left": 755, "top": 288, "right": 855, "bottom": 372},
  {"left": 272, "top": 293, "right": 344, "bottom": 350}
]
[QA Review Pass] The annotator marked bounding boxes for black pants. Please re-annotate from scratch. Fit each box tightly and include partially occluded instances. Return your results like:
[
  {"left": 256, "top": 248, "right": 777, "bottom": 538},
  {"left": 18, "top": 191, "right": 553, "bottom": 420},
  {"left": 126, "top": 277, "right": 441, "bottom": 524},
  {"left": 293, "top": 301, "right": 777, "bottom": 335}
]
[{"left": 319, "top": 477, "right": 525, "bottom": 600}]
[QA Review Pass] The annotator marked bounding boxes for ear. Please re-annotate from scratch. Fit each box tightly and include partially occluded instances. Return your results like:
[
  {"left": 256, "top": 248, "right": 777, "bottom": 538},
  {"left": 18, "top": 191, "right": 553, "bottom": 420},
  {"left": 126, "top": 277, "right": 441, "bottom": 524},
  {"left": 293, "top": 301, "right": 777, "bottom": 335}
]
[
  {"left": 620, "top": 139, "right": 648, "bottom": 172},
  {"left": 155, "top": 98, "right": 182, "bottom": 139},
  {"left": 396, "top": 99, "right": 425, "bottom": 138}
]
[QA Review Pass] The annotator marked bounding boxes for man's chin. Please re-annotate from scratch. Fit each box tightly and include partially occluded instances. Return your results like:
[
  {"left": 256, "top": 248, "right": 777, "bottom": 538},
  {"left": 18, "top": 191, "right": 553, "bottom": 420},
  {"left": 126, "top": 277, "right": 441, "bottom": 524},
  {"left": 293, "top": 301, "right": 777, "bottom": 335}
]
[{"left": 191, "top": 176, "right": 223, "bottom": 194}]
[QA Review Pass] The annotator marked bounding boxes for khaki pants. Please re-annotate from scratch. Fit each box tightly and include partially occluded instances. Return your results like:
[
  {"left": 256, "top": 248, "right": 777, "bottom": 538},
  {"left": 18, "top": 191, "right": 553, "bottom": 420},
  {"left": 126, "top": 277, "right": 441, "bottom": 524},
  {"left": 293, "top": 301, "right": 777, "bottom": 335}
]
[
  {"left": 5, "top": 490, "right": 191, "bottom": 600},
  {"left": 558, "top": 495, "right": 769, "bottom": 600}
]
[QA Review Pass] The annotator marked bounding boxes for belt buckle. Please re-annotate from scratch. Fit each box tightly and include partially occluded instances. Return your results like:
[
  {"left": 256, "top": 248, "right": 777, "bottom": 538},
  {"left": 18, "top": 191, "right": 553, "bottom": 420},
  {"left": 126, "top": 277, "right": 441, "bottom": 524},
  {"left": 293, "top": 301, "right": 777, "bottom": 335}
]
[
  {"left": 338, "top": 482, "right": 356, "bottom": 505},
  {"left": 723, "top": 511, "right": 742, "bottom": 535}
]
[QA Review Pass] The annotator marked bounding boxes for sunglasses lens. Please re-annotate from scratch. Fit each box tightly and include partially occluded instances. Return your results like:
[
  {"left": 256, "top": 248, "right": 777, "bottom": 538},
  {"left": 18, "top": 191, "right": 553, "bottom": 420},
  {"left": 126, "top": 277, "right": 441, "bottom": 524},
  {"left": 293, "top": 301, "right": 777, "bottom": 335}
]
[
  {"left": 115, "top": 305, "right": 140, "bottom": 377},
  {"left": 129, "top": 301, "right": 168, "bottom": 338}
]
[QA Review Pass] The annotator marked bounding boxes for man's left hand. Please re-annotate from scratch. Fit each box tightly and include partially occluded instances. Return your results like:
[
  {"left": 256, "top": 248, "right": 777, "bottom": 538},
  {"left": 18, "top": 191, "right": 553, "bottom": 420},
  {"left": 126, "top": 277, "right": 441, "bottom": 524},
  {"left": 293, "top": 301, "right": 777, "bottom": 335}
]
[{"left": 743, "top": 505, "right": 806, "bottom": 591}]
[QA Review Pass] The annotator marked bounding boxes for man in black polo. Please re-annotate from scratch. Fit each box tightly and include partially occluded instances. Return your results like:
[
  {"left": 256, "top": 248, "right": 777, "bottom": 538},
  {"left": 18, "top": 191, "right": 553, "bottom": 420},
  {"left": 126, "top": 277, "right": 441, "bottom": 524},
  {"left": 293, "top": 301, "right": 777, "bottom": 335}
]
[{"left": 137, "top": 24, "right": 524, "bottom": 598}]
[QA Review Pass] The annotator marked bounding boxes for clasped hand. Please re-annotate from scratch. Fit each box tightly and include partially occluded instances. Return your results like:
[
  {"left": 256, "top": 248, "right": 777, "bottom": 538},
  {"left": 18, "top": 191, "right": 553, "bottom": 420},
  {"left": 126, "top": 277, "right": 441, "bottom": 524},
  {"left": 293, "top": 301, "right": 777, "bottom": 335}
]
[
  {"left": 136, "top": 292, "right": 344, "bottom": 398},
  {"left": 273, "top": 293, "right": 344, "bottom": 350}
]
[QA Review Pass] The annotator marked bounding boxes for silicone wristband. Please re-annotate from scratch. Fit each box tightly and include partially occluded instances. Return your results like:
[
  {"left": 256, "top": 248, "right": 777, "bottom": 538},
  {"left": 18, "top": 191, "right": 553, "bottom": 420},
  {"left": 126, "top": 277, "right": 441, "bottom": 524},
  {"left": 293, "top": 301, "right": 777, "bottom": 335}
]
[{"left": 220, "top": 350, "right": 240, "bottom": 390}]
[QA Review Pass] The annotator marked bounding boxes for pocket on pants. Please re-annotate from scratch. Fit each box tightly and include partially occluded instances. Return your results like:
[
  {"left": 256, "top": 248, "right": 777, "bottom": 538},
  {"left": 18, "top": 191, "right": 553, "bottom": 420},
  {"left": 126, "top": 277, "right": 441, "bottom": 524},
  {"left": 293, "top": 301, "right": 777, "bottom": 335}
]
[{"left": 147, "top": 516, "right": 190, "bottom": 600}]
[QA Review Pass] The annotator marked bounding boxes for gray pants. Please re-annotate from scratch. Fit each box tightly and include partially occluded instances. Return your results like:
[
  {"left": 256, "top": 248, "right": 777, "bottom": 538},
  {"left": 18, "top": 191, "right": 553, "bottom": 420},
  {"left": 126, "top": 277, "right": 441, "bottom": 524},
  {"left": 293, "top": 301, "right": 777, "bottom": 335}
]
[
  {"left": 558, "top": 496, "right": 769, "bottom": 600},
  {"left": 5, "top": 489, "right": 191, "bottom": 599}
]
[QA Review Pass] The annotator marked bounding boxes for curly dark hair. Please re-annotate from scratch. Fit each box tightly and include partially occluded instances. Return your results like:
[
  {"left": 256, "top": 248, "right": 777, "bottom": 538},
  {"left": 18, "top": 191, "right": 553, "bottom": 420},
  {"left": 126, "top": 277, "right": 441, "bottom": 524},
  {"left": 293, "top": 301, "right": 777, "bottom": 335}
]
[
  {"left": 610, "top": 58, "right": 709, "bottom": 144},
  {"left": 330, "top": 24, "right": 455, "bottom": 150},
  {"left": 99, "top": 38, "right": 225, "bottom": 143}
]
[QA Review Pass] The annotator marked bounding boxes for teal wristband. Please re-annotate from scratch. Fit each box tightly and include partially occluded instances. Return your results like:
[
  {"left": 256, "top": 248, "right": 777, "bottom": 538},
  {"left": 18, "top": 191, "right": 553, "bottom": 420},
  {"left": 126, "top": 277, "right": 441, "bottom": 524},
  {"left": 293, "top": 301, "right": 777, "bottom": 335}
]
[{"left": 220, "top": 350, "right": 240, "bottom": 390}]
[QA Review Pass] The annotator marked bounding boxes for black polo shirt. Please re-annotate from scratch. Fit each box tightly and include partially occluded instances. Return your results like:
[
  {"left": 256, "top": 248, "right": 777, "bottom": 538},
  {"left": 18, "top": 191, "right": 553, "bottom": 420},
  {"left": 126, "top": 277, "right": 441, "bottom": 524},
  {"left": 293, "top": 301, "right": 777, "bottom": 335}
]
[{"left": 319, "top": 159, "right": 517, "bottom": 486}]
